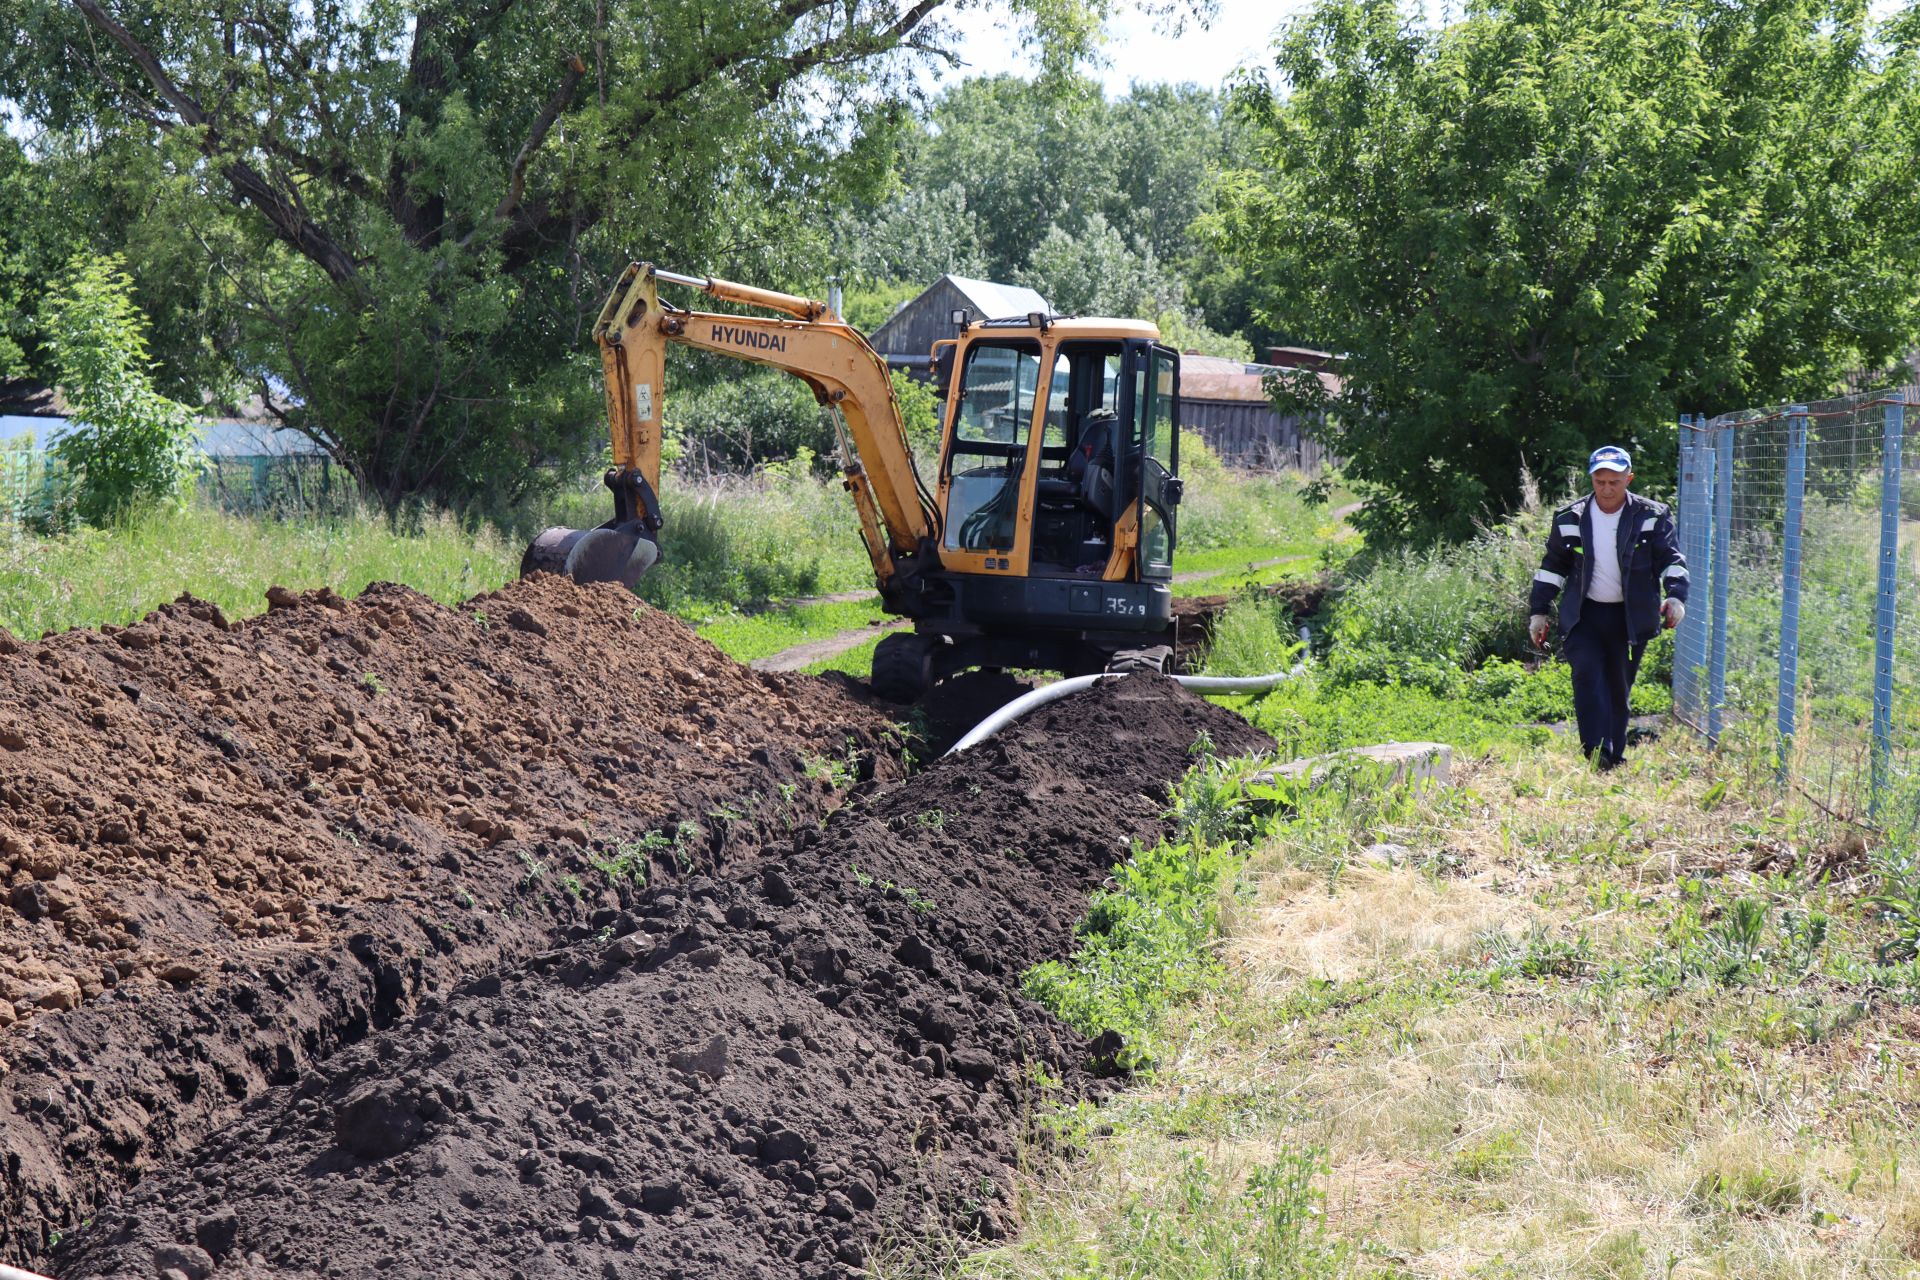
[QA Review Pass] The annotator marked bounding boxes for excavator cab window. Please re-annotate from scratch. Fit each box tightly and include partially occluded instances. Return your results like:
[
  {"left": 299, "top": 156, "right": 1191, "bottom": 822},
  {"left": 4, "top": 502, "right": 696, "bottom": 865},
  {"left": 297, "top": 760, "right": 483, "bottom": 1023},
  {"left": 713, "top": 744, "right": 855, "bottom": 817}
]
[
  {"left": 943, "top": 342, "right": 1040, "bottom": 553},
  {"left": 1031, "top": 342, "right": 1126, "bottom": 572}
]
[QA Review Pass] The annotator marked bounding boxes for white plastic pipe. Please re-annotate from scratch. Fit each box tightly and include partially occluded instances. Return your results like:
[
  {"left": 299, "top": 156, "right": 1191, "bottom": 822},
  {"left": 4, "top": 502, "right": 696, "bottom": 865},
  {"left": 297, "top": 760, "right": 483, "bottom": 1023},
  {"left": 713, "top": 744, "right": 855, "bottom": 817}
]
[
  {"left": 1, "top": 1262, "right": 57, "bottom": 1280},
  {"left": 943, "top": 666, "right": 1304, "bottom": 756}
]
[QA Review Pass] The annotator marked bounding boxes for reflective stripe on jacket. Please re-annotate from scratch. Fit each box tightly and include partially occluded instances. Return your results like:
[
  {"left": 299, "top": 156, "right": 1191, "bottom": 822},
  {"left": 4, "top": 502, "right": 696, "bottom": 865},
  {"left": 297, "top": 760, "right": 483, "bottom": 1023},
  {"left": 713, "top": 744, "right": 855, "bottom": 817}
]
[{"left": 1528, "top": 492, "right": 1689, "bottom": 643}]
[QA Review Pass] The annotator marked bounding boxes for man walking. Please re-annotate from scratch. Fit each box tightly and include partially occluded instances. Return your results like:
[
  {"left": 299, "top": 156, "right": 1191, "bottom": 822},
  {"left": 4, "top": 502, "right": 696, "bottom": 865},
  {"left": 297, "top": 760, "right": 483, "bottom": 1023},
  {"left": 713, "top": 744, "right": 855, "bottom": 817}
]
[{"left": 1528, "top": 446, "right": 1688, "bottom": 768}]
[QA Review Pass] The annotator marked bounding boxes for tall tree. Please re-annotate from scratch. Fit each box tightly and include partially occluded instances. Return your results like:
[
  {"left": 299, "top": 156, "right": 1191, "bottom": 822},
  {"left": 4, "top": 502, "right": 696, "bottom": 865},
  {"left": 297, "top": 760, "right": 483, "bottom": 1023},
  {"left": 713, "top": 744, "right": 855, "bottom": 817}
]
[
  {"left": 0, "top": 133, "right": 80, "bottom": 381},
  {"left": 1212, "top": 0, "right": 1920, "bottom": 544},
  {"left": 0, "top": 0, "right": 1180, "bottom": 507},
  {"left": 837, "top": 73, "right": 1262, "bottom": 352}
]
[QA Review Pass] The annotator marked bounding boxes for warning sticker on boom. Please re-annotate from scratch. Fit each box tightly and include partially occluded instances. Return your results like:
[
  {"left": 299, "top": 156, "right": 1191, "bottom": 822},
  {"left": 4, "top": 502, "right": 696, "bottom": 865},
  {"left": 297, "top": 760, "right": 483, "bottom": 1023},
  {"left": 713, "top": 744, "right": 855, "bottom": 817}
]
[{"left": 635, "top": 384, "right": 654, "bottom": 423}]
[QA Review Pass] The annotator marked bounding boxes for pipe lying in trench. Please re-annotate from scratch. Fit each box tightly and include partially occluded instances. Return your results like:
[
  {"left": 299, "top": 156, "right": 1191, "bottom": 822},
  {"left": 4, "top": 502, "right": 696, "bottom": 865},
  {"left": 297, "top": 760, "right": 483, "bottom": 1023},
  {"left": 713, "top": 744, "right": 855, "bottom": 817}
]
[
  {"left": 944, "top": 666, "right": 1305, "bottom": 757},
  {"left": 1, "top": 1262, "right": 57, "bottom": 1280}
]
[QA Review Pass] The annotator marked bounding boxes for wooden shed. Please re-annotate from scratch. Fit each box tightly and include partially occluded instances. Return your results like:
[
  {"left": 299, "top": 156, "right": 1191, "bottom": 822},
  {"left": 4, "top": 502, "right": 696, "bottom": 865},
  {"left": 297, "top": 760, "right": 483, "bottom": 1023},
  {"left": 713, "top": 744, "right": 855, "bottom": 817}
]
[
  {"left": 868, "top": 275, "right": 1051, "bottom": 378},
  {"left": 1180, "top": 353, "right": 1341, "bottom": 474}
]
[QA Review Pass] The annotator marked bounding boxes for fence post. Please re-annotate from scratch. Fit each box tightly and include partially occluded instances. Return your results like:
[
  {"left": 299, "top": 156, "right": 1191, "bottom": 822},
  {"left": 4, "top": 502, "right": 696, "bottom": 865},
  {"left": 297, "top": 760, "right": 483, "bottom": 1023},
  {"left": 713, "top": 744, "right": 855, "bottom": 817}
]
[
  {"left": 1673, "top": 416, "right": 1699, "bottom": 723},
  {"left": 1776, "top": 405, "right": 1809, "bottom": 784},
  {"left": 1708, "top": 419, "right": 1732, "bottom": 745},
  {"left": 1872, "top": 397, "right": 1905, "bottom": 819}
]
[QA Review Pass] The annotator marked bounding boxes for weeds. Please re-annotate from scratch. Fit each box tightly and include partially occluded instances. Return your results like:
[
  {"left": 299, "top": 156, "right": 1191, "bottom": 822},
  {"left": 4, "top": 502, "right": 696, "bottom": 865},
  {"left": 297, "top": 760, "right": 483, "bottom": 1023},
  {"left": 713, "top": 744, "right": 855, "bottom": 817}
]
[
  {"left": 850, "top": 863, "right": 937, "bottom": 914},
  {"left": 801, "top": 741, "right": 862, "bottom": 789}
]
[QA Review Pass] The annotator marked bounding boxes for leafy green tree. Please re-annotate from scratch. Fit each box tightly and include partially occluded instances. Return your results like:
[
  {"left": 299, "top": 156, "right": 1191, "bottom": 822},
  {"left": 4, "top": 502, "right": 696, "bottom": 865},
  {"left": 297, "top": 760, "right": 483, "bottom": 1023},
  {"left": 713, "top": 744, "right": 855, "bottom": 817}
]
[
  {"left": 847, "top": 73, "right": 1268, "bottom": 350},
  {"left": 1, "top": 0, "right": 1180, "bottom": 508},
  {"left": 41, "top": 253, "right": 200, "bottom": 526},
  {"left": 907, "top": 74, "right": 1112, "bottom": 279},
  {"left": 1212, "top": 0, "right": 1920, "bottom": 544},
  {"left": 1018, "top": 214, "right": 1250, "bottom": 356},
  {"left": 0, "top": 135, "right": 80, "bottom": 380},
  {"left": 1020, "top": 213, "right": 1183, "bottom": 316},
  {"left": 832, "top": 183, "right": 989, "bottom": 285}
]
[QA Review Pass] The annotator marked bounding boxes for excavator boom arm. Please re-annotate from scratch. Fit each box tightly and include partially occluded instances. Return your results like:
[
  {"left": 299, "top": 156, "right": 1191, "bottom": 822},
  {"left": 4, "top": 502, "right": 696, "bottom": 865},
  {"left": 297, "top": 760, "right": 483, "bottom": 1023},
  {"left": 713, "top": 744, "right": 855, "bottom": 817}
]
[{"left": 593, "top": 263, "right": 933, "bottom": 564}]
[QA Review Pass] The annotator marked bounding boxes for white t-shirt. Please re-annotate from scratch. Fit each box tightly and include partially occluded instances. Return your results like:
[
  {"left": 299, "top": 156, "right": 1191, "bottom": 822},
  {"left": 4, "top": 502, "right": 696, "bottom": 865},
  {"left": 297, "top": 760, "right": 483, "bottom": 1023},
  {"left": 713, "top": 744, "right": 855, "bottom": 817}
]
[{"left": 1586, "top": 501, "right": 1625, "bottom": 603}]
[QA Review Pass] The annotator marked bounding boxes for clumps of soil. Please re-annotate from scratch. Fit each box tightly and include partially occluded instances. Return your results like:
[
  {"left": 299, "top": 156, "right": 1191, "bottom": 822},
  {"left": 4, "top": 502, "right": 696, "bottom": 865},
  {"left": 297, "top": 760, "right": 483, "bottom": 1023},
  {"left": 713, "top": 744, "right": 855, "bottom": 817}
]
[
  {"left": 55, "top": 676, "right": 1271, "bottom": 1279},
  {"left": 0, "top": 574, "right": 897, "bottom": 1261}
]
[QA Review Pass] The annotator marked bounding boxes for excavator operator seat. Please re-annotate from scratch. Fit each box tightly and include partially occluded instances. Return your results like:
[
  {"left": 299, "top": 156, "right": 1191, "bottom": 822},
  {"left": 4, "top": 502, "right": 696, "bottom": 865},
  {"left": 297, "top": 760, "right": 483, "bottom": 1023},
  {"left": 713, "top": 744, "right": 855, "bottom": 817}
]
[{"left": 1067, "top": 409, "right": 1116, "bottom": 518}]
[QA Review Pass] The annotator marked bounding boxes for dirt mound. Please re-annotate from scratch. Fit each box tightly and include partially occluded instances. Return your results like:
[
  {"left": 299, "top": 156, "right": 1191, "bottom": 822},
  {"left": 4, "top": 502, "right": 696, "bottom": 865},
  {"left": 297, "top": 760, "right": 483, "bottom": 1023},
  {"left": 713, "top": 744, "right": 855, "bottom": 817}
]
[
  {"left": 55, "top": 676, "right": 1270, "bottom": 1279},
  {"left": 0, "top": 575, "right": 899, "bottom": 1262}
]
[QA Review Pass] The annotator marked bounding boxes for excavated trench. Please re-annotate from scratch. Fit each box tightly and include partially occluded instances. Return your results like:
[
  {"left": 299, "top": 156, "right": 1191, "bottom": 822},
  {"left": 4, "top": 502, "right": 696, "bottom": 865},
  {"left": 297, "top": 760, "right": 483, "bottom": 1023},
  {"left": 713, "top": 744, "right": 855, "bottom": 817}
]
[{"left": 0, "top": 574, "right": 1272, "bottom": 1278}]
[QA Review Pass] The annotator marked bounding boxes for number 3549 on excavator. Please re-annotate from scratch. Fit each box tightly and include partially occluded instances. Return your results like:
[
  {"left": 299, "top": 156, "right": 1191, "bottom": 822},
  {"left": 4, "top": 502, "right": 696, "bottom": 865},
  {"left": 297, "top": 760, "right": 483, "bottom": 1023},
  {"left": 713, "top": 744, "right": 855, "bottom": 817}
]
[{"left": 523, "top": 262, "right": 1188, "bottom": 702}]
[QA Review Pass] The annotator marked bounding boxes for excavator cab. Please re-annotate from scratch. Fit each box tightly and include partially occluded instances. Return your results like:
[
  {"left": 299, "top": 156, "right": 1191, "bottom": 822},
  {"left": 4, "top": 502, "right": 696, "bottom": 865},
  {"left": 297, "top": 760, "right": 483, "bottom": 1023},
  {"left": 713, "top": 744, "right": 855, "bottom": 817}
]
[
  {"left": 867, "top": 322, "right": 1185, "bottom": 698},
  {"left": 522, "top": 263, "right": 1187, "bottom": 703}
]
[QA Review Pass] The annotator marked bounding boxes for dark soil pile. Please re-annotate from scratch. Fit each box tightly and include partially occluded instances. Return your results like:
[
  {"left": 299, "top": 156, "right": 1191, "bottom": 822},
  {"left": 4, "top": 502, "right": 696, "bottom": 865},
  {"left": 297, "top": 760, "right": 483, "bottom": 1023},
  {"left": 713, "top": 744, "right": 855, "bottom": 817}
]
[
  {"left": 55, "top": 676, "right": 1270, "bottom": 1279},
  {"left": 0, "top": 575, "right": 898, "bottom": 1263}
]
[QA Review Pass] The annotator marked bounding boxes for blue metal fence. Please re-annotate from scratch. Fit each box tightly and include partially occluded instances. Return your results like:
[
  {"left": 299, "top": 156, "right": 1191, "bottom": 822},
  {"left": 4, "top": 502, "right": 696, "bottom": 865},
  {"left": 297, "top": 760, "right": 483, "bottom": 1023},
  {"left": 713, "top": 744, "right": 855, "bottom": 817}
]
[
  {"left": 1673, "top": 385, "right": 1918, "bottom": 828},
  {"left": 0, "top": 450, "right": 351, "bottom": 523}
]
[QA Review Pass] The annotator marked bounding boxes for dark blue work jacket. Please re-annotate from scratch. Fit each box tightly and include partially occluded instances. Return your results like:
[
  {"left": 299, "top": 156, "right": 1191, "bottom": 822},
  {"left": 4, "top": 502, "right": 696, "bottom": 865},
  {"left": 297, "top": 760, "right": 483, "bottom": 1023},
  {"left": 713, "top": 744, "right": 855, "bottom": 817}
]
[{"left": 1528, "top": 492, "right": 1689, "bottom": 644}]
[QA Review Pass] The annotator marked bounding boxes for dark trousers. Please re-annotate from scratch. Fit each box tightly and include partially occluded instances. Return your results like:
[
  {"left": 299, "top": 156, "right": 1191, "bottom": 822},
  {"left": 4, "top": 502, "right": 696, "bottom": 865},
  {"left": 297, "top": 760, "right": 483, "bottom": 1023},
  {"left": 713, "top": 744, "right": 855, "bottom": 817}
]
[{"left": 1563, "top": 601, "right": 1647, "bottom": 764}]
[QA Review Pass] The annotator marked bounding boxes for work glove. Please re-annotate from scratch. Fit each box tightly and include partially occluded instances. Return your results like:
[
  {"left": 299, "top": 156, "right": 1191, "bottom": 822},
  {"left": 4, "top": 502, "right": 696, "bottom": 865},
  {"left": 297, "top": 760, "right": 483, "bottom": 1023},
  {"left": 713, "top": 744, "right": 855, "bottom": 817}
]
[
  {"left": 1662, "top": 598, "right": 1685, "bottom": 629},
  {"left": 1528, "top": 614, "right": 1550, "bottom": 647}
]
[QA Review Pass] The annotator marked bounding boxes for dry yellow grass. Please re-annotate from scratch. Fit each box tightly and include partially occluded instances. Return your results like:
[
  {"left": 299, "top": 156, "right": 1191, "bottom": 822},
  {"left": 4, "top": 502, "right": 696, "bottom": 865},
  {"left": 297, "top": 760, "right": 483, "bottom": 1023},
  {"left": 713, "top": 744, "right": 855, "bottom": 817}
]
[{"left": 963, "top": 732, "right": 1920, "bottom": 1280}]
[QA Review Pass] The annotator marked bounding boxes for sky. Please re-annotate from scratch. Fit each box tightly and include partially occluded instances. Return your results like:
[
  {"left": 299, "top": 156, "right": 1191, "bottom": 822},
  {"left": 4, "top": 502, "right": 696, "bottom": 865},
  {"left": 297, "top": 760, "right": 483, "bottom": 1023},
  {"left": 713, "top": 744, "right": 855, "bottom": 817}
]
[
  {"left": 930, "top": 0, "right": 1304, "bottom": 94},
  {"left": 931, "top": 0, "right": 1911, "bottom": 95}
]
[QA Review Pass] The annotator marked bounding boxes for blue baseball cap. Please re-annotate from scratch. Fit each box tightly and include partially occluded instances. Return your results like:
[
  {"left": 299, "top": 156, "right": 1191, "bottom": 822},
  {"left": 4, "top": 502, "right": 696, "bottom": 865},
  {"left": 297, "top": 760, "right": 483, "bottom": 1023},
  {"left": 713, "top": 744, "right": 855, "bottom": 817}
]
[{"left": 1588, "top": 445, "right": 1632, "bottom": 473}]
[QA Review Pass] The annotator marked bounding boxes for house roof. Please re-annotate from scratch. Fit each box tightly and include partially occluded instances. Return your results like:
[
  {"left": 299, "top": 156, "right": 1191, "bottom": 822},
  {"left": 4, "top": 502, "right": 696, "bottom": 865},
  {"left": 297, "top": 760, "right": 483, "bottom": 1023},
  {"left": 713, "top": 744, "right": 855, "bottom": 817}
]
[
  {"left": 1180, "top": 355, "right": 1342, "bottom": 404},
  {"left": 942, "top": 275, "right": 1051, "bottom": 322}
]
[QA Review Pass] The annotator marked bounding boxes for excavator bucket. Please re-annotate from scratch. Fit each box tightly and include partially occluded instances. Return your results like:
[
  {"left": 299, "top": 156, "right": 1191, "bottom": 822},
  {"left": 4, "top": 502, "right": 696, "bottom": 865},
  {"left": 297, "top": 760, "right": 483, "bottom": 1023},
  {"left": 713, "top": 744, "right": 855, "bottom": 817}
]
[{"left": 520, "top": 522, "right": 660, "bottom": 589}]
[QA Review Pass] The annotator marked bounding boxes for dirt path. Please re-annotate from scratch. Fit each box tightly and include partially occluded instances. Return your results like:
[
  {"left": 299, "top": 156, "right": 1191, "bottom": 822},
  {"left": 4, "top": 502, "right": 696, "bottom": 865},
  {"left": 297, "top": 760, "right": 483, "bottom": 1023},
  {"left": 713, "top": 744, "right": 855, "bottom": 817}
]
[{"left": 750, "top": 619, "right": 911, "bottom": 673}]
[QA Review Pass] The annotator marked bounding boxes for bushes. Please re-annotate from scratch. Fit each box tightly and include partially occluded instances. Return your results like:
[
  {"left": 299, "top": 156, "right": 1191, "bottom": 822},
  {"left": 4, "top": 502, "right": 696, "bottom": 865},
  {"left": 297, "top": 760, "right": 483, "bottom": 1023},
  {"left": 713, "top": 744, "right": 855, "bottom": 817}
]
[
  {"left": 40, "top": 254, "right": 200, "bottom": 527},
  {"left": 665, "top": 371, "right": 828, "bottom": 471},
  {"left": 1176, "top": 432, "right": 1328, "bottom": 553},
  {"left": 1328, "top": 505, "right": 1545, "bottom": 669}
]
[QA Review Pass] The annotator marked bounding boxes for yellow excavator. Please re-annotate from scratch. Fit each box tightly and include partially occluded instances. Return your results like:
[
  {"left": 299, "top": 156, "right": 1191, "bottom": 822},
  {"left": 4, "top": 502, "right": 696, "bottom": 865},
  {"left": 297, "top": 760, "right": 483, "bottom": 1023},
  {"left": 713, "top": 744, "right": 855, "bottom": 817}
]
[{"left": 523, "top": 262, "right": 1187, "bottom": 701}]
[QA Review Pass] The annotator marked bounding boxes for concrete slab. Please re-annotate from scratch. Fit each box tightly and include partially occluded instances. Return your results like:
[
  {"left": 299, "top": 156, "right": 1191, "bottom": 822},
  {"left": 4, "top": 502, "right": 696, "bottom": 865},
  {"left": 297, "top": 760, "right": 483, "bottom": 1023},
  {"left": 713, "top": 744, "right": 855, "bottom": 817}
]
[{"left": 1248, "top": 741, "right": 1453, "bottom": 792}]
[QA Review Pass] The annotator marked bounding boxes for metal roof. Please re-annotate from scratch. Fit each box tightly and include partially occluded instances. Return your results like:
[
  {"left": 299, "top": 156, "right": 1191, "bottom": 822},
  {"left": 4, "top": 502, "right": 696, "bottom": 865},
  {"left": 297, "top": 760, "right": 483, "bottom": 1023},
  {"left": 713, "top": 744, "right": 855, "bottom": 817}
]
[{"left": 944, "top": 275, "right": 1051, "bottom": 321}]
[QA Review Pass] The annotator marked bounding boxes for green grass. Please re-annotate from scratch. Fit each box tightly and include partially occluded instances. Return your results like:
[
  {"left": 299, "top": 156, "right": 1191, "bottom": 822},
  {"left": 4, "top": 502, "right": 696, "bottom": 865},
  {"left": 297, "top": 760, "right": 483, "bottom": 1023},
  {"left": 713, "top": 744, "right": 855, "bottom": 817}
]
[
  {"left": 531, "top": 459, "right": 876, "bottom": 621},
  {"left": 0, "top": 504, "right": 516, "bottom": 639},
  {"left": 695, "top": 595, "right": 888, "bottom": 663},
  {"left": 1173, "top": 542, "right": 1314, "bottom": 577}
]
